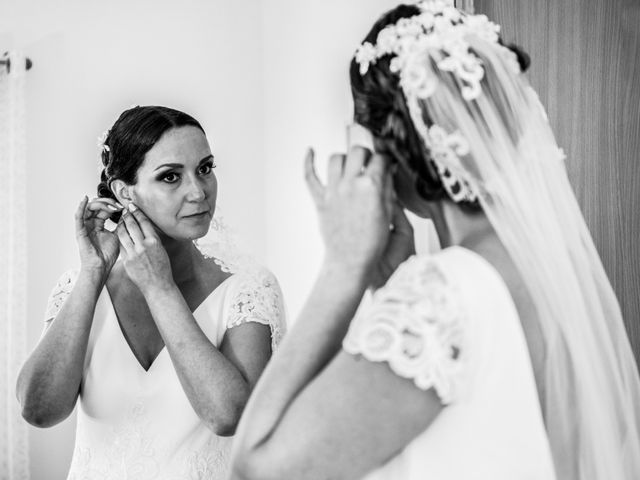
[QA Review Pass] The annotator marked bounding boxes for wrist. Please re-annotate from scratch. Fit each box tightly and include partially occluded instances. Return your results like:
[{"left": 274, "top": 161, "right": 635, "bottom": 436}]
[
  {"left": 139, "top": 278, "right": 178, "bottom": 298},
  {"left": 322, "top": 256, "right": 373, "bottom": 280},
  {"left": 319, "top": 258, "right": 372, "bottom": 292},
  {"left": 78, "top": 266, "right": 108, "bottom": 286}
]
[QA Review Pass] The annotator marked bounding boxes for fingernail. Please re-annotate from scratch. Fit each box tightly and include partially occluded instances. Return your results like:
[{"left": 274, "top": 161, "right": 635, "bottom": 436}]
[
  {"left": 107, "top": 204, "right": 120, "bottom": 211},
  {"left": 128, "top": 203, "right": 137, "bottom": 212}
]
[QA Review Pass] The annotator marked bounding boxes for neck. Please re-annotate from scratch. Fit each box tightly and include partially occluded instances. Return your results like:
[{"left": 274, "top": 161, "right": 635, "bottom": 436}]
[
  {"left": 157, "top": 233, "right": 200, "bottom": 284},
  {"left": 428, "top": 200, "right": 497, "bottom": 250}
]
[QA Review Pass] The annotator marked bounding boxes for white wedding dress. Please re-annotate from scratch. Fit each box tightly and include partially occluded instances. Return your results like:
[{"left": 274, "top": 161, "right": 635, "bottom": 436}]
[
  {"left": 43, "top": 267, "right": 285, "bottom": 480},
  {"left": 343, "top": 246, "right": 557, "bottom": 479}
]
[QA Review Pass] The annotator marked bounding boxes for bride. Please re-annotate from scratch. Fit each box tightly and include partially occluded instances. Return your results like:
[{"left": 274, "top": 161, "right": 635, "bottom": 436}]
[
  {"left": 17, "top": 105, "right": 285, "bottom": 479},
  {"left": 229, "top": 1, "right": 640, "bottom": 479}
]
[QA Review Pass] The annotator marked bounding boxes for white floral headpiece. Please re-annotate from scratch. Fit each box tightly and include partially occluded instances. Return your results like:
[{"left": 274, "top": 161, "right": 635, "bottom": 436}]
[
  {"left": 355, "top": 0, "right": 521, "bottom": 203},
  {"left": 97, "top": 129, "right": 110, "bottom": 153}
]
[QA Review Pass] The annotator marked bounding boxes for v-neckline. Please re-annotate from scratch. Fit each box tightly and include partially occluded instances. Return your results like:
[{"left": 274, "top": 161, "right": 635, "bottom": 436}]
[{"left": 103, "top": 274, "right": 235, "bottom": 373}]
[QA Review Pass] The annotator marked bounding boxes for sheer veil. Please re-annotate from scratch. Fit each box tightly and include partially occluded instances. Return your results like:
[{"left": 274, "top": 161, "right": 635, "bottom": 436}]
[
  {"left": 411, "top": 28, "right": 640, "bottom": 480},
  {"left": 354, "top": 2, "right": 640, "bottom": 478},
  {"left": 193, "top": 205, "right": 260, "bottom": 274}
]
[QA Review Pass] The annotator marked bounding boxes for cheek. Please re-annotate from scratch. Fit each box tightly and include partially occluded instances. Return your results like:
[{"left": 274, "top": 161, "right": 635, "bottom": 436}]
[
  {"left": 132, "top": 186, "right": 178, "bottom": 223},
  {"left": 207, "top": 175, "right": 218, "bottom": 205}
]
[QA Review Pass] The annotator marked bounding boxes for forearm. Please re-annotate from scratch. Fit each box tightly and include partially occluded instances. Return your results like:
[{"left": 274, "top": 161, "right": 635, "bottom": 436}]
[
  {"left": 144, "top": 284, "right": 249, "bottom": 435},
  {"left": 17, "top": 269, "right": 104, "bottom": 427},
  {"left": 233, "top": 262, "right": 370, "bottom": 458}
]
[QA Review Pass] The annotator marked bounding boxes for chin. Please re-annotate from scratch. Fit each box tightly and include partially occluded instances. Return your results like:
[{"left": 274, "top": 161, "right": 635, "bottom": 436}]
[
  {"left": 182, "top": 224, "right": 211, "bottom": 241},
  {"left": 160, "top": 220, "right": 211, "bottom": 242}
]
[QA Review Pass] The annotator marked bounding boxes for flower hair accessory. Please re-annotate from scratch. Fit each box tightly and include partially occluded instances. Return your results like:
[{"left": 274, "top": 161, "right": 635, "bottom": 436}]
[
  {"left": 354, "top": 0, "right": 518, "bottom": 101},
  {"left": 97, "top": 129, "right": 110, "bottom": 153},
  {"left": 353, "top": 0, "right": 521, "bottom": 203}
]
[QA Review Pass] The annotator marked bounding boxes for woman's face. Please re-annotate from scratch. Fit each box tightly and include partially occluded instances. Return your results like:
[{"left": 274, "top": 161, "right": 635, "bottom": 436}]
[{"left": 129, "top": 126, "right": 217, "bottom": 240}]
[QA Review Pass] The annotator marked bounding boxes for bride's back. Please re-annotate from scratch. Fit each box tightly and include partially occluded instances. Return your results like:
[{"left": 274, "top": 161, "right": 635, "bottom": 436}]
[{"left": 466, "top": 236, "right": 548, "bottom": 413}]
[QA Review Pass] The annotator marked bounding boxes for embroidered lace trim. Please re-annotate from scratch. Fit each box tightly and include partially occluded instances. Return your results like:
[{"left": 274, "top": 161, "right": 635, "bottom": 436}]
[
  {"left": 226, "top": 268, "right": 286, "bottom": 351},
  {"left": 343, "top": 255, "right": 466, "bottom": 404},
  {"left": 43, "top": 269, "right": 79, "bottom": 324},
  {"left": 43, "top": 267, "right": 286, "bottom": 350}
]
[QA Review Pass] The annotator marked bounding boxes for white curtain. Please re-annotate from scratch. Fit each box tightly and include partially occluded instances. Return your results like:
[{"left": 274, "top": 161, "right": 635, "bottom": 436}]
[{"left": 0, "top": 51, "right": 30, "bottom": 480}]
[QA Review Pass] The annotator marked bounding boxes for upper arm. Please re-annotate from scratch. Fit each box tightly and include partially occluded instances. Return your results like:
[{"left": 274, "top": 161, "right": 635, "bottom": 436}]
[
  {"left": 251, "top": 255, "right": 468, "bottom": 480},
  {"left": 221, "top": 268, "right": 287, "bottom": 388},
  {"left": 221, "top": 322, "right": 272, "bottom": 388},
  {"left": 261, "top": 349, "right": 444, "bottom": 480}
]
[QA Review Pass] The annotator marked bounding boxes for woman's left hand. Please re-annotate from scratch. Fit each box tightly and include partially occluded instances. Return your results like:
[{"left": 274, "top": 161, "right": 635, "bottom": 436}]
[
  {"left": 305, "top": 147, "right": 394, "bottom": 275},
  {"left": 116, "top": 204, "right": 174, "bottom": 293}
]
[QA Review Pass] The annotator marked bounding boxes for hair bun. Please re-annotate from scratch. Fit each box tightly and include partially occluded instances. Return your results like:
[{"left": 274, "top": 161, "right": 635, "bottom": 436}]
[
  {"left": 97, "top": 172, "right": 121, "bottom": 223},
  {"left": 506, "top": 43, "right": 531, "bottom": 72}
]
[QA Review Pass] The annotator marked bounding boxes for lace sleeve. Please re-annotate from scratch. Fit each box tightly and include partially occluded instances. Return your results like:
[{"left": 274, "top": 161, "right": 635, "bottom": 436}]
[
  {"left": 43, "top": 270, "right": 79, "bottom": 326},
  {"left": 343, "top": 255, "right": 466, "bottom": 404},
  {"left": 226, "top": 268, "right": 286, "bottom": 351}
]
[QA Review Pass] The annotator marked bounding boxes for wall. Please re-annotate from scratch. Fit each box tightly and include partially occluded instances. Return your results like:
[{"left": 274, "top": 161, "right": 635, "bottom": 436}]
[
  {"left": 1, "top": 1, "right": 264, "bottom": 478},
  {"left": 473, "top": 0, "right": 640, "bottom": 365}
]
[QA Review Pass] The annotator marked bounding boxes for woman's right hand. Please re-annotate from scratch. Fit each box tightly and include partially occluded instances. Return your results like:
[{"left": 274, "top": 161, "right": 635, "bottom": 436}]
[{"left": 75, "top": 196, "right": 123, "bottom": 275}]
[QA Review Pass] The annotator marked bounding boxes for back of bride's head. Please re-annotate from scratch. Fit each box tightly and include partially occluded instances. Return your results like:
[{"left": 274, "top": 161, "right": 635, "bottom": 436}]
[{"left": 349, "top": 1, "right": 532, "bottom": 210}]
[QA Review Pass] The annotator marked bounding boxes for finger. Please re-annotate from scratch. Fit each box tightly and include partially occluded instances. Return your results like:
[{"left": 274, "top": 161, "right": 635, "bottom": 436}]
[
  {"left": 128, "top": 203, "right": 157, "bottom": 238},
  {"left": 88, "top": 198, "right": 123, "bottom": 212},
  {"left": 303, "top": 148, "right": 324, "bottom": 203},
  {"left": 390, "top": 202, "right": 413, "bottom": 237},
  {"left": 89, "top": 197, "right": 123, "bottom": 207},
  {"left": 116, "top": 222, "right": 135, "bottom": 256},
  {"left": 327, "top": 153, "right": 346, "bottom": 185},
  {"left": 343, "top": 146, "right": 370, "bottom": 178},
  {"left": 382, "top": 168, "right": 395, "bottom": 217},
  {"left": 84, "top": 199, "right": 118, "bottom": 233},
  {"left": 75, "top": 196, "right": 89, "bottom": 238},
  {"left": 88, "top": 211, "right": 111, "bottom": 233},
  {"left": 121, "top": 208, "right": 145, "bottom": 246},
  {"left": 366, "top": 153, "right": 388, "bottom": 185},
  {"left": 87, "top": 201, "right": 120, "bottom": 220}
]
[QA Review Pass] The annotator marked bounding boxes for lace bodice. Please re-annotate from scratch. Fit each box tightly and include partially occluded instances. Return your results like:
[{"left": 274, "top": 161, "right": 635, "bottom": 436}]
[{"left": 343, "top": 255, "right": 466, "bottom": 404}]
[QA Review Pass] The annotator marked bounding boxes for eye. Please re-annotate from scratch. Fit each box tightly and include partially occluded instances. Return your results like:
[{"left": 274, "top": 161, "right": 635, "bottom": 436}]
[
  {"left": 160, "top": 171, "right": 180, "bottom": 184},
  {"left": 198, "top": 160, "right": 216, "bottom": 176}
]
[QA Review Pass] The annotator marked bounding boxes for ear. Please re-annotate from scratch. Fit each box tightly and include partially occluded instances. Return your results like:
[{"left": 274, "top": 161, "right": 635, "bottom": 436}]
[{"left": 110, "top": 179, "right": 134, "bottom": 206}]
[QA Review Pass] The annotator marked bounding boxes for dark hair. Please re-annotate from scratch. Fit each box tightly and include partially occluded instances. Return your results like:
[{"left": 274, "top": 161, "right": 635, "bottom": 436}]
[
  {"left": 97, "top": 105, "right": 205, "bottom": 221},
  {"left": 349, "top": 5, "right": 530, "bottom": 211}
]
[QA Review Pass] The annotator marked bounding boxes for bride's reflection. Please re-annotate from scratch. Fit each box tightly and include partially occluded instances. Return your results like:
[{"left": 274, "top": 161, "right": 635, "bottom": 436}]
[{"left": 17, "top": 106, "right": 285, "bottom": 479}]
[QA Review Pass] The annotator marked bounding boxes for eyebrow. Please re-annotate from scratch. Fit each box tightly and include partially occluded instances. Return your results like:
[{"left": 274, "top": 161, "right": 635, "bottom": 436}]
[{"left": 154, "top": 154, "right": 214, "bottom": 172}]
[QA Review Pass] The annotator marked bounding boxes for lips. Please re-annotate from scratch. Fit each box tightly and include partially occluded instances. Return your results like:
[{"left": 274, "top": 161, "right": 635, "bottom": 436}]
[{"left": 183, "top": 211, "right": 209, "bottom": 218}]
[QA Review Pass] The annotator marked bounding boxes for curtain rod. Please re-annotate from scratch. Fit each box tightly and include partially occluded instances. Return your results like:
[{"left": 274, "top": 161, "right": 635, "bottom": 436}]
[{"left": 0, "top": 57, "right": 33, "bottom": 72}]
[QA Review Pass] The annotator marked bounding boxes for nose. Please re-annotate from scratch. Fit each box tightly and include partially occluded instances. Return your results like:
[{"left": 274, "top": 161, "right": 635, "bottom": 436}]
[{"left": 184, "top": 175, "right": 207, "bottom": 202}]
